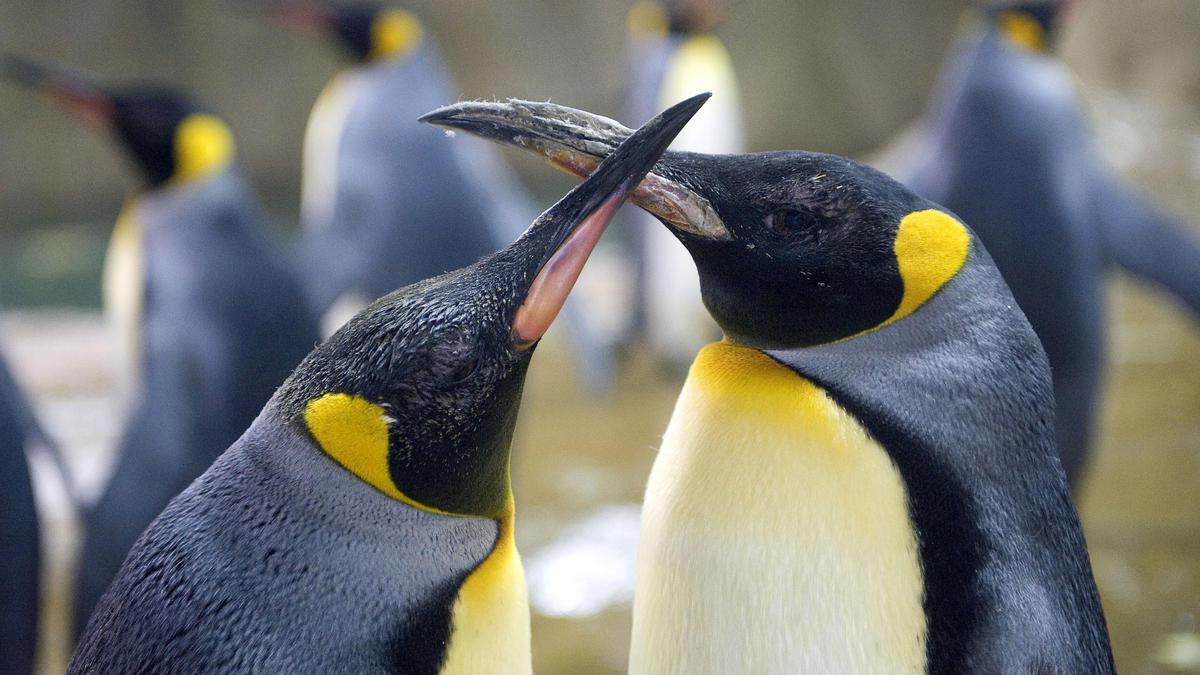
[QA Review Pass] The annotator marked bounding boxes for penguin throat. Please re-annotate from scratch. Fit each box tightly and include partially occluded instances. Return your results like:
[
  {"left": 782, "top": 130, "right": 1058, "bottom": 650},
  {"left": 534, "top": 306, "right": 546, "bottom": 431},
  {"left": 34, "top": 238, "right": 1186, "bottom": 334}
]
[
  {"left": 439, "top": 504, "right": 532, "bottom": 674},
  {"left": 630, "top": 343, "right": 927, "bottom": 672},
  {"left": 172, "top": 114, "right": 235, "bottom": 185}
]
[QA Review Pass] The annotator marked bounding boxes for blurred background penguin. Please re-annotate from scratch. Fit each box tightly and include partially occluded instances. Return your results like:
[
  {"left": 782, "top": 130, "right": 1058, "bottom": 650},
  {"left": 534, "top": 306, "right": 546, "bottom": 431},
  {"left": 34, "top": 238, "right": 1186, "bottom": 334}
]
[
  {"left": 0, "top": 56, "right": 320, "bottom": 638},
  {"left": 876, "top": 0, "right": 1200, "bottom": 488},
  {"left": 0, "top": 349, "right": 55, "bottom": 675},
  {"left": 622, "top": 0, "right": 744, "bottom": 372},
  {"left": 255, "top": 0, "right": 618, "bottom": 391}
]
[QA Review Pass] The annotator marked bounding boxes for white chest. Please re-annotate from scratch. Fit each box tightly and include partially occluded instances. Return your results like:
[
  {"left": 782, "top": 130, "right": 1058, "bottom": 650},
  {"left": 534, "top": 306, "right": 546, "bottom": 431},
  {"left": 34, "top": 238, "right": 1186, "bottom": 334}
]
[
  {"left": 102, "top": 202, "right": 144, "bottom": 396},
  {"left": 301, "top": 72, "right": 362, "bottom": 231},
  {"left": 630, "top": 343, "right": 926, "bottom": 675}
]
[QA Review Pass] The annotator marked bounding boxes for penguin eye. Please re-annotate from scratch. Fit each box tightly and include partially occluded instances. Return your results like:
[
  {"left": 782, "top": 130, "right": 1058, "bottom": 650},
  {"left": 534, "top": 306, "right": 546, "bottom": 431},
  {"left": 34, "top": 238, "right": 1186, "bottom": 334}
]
[
  {"left": 763, "top": 207, "right": 824, "bottom": 242},
  {"left": 764, "top": 208, "right": 813, "bottom": 236}
]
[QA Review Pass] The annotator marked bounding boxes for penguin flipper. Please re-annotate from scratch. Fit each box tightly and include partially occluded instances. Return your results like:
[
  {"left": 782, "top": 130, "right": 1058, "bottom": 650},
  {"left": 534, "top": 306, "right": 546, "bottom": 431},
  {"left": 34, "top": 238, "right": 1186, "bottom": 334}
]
[{"left": 1093, "top": 168, "right": 1200, "bottom": 318}]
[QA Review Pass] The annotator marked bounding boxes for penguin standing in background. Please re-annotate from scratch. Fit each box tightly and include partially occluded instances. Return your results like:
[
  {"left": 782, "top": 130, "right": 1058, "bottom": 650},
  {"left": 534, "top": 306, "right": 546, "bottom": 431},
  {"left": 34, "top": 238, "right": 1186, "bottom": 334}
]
[
  {"left": 259, "top": 1, "right": 534, "bottom": 331},
  {"left": 624, "top": 0, "right": 744, "bottom": 370},
  {"left": 2, "top": 55, "right": 321, "bottom": 636},
  {"left": 892, "top": 1, "right": 1200, "bottom": 485},
  {"left": 258, "top": 1, "right": 617, "bottom": 392},
  {"left": 0, "top": 349, "right": 43, "bottom": 675},
  {"left": 69, "top": 95, "right": 704, "bottom": 673},
  {"left": 430, "top": 98, "right": 1114, "bottom": 673}
]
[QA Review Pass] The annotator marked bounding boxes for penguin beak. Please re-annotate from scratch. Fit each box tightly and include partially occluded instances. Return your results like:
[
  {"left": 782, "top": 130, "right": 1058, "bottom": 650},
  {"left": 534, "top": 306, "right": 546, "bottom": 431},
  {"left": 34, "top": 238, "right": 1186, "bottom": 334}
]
[
  {"left": 417, "top": 98, "right": 731, "bottom": 242},
  {"left": 1, "top": 54, "right": 113, "bottom": 127},
  {"left": 422, "top": 93, "right": 709, "bottom": 350}
]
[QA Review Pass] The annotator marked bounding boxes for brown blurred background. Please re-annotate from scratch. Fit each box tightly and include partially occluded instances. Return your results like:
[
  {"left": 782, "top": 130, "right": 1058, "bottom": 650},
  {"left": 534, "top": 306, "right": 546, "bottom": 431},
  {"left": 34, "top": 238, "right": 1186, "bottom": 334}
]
[{"left": 1, "top": 1, "right": 1198, "bottom": 674}]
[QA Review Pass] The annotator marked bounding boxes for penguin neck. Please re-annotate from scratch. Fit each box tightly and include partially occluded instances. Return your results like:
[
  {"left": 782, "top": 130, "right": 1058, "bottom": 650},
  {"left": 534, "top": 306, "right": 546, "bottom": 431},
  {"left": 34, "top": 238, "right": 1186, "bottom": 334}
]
[
  {"left": 630, "top": 341, "right": 927, "bottom": 672},
  {"left": 762, "top": 253, "right": 1112, "bottom": 670},
  {"left": 438, "top": 496, "right": 531, "bottom": 674}
]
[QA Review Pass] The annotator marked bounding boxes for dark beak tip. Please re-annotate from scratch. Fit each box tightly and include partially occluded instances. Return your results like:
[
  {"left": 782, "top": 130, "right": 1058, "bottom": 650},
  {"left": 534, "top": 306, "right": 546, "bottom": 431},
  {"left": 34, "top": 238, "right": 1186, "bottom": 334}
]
[{"left": 416, "top": 108, "right": 452, "bottom": 126}]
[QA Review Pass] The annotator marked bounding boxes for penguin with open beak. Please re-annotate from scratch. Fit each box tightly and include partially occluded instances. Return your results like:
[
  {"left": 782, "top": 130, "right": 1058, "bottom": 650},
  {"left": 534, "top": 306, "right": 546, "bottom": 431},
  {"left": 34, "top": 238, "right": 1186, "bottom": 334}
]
[
  {"left": 68, "top": 95, "right": 705, "bottom": 674},
  {"left": 426, "top": 98, "right": 1114, "bottom": 673}
]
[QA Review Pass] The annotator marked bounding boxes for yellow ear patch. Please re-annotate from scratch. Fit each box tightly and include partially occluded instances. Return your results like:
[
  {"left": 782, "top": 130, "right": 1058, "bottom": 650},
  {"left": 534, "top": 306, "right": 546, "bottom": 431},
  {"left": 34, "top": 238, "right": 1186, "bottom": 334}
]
[
  {"left": 304, "top": 393, "right": 453, "bottom": 515},
  {"left": 173, "top": 114, "right": 234, "bottom": 184},
  {"left": 998, "top": 11, "right": 1048, "bottom": 53},
  {"left": 370, "top": 8, "right": 424, "bottom": 62},
  {"left": 882, "top": 209, "right": 971, "bottom": 328},
  {"left": 627, "top": 1, "right": 669, "bottom": 38}
]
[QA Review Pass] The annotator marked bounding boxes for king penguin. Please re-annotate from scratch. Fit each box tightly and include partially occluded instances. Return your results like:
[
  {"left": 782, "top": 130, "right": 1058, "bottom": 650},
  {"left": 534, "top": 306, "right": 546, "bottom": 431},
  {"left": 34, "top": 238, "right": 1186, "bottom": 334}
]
[
  {"left": 0, "top": 348, "right": 44, "bottom": 675},
  {"left": 427, "top": 97, "right": 1115, "bottom": 673},
  {"left": 257, "top": 1, "right": 618, "bottom": 392},
  {"left": 623, "top": 0, "right": 744, "bottom": 371},
  {"left": 259, "top": 1, "right": 535, "bottom": 330},
  {"left": 891, "top": 1, "right": 1200, "bottom": 485},
  {"left": 67, "top": 95, "right": 704, "bottom": 674},
  {"left": 1, "top": 55, "right": 321, "bottom": 636}
]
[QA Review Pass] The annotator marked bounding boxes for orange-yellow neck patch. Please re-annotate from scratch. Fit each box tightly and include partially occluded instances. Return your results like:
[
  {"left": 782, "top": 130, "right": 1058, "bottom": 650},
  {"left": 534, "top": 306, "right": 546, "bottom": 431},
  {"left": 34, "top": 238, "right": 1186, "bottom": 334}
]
[
  {"left": 303, "top": 393, "right": 454, "bottom": 515},
  {"left": 998, "top": 11, "right": 1049, "bottom": 53},
  {"left": 172, "top": 113, "right": 234, "bottom": 184},
  {"left": 369, "top": 8, "right": 424, "bottom": 62},
  {"left": 882, "top": 209, "right": 971, "bottom": 328}
]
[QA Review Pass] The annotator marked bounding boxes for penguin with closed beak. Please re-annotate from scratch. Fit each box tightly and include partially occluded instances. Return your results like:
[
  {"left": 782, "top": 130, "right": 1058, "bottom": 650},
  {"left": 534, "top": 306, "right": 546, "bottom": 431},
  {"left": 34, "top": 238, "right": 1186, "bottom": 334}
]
[
  {"left": 253, "top": 0, "right": 619, "bottom": 392},
  {"left": 68, "top": 94, "right": 705, "bottom": 674},
  {"left": 426, "top": 98, "right": 1114, "bottom": 673},
  {"left": 256, "top": 1, "right": 537, "bottom": 330},
  {"left": 1, "top": 54, "right": 321, "bottom": 636},
  {"left": 892, "top": 0, "right": 1200, "bottom": 485}
]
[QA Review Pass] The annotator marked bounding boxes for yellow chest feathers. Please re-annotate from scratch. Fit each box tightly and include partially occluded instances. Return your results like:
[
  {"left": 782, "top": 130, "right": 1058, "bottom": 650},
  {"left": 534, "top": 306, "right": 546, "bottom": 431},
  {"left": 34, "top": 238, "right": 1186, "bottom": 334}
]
[
  {"left": 630, "top": 342, "right": 926, "bottom": 674},
  {"left": 303, "top": 394, "right": 530, "bottom": 674}
]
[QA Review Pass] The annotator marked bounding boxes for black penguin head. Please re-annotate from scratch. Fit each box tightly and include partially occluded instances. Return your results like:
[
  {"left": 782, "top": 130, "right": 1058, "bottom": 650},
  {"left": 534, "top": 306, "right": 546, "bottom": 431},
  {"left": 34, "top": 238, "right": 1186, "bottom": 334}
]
[
  {"left": 275, "top": 95, "right": 705, "bottom": 518},
  {"left": 667, "top": 0, "right": 730, "bottom": 35},
  {"left": 425, "top": 99, "right": 973, "bottom": 350},
  {"left": 264, "top": 0, "right": 425, "bottom": 63},
  {"left": 1, "top": 55, "right": 235, "bottom": 188},
  {"left": 627, "top": 0, "right": 730, "bottom": 38}
]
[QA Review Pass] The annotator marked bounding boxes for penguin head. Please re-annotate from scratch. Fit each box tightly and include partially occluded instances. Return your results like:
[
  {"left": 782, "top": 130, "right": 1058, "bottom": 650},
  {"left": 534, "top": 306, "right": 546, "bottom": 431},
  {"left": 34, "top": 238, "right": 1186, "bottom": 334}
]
[
  {"left": 1, "top": 55, "right": 235, "bottom": 188},
  {"left": 264, "top": 0, "right": 424, "bottom": 63},
  {"left": 978, "top": 0, "right": 1076, "bottom": 52},
  {"left": 275, "top": 95, "right": 705, "bottom": 518},
  {"left": 627, "top": 0, "right": 730, "bottom": 38},
  {"left": 424, "top": 99, "right": 972, "bottom": 350},
  {"left": 666, "top": 0, "right": 730, "bottom": 35}
]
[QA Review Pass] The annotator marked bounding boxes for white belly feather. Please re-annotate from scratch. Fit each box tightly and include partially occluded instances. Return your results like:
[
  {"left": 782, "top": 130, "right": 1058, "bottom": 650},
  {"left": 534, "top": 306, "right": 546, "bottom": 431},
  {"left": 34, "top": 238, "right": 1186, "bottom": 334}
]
[{"left": 630, "top": 342, "right": 926, "bottom": 674}]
